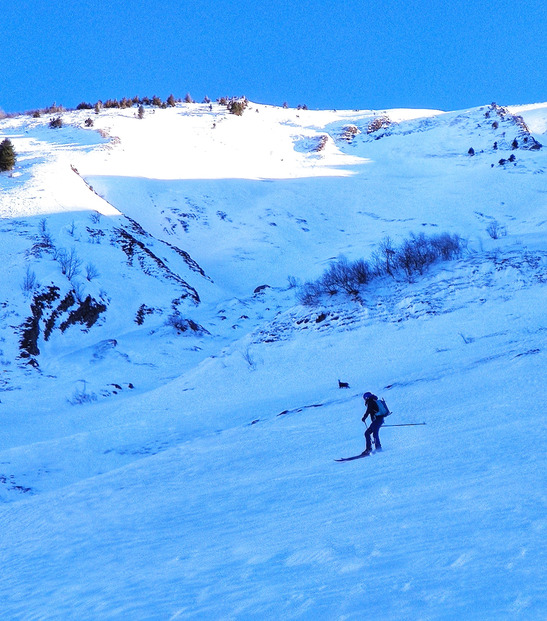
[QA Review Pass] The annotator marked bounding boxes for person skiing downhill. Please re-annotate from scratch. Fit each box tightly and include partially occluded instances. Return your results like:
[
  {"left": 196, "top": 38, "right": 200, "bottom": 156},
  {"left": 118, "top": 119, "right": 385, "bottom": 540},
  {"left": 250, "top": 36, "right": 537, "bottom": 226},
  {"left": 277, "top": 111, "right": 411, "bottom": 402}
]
[{"left": 362, "top": 392, "right": 385, "bottom": 455}]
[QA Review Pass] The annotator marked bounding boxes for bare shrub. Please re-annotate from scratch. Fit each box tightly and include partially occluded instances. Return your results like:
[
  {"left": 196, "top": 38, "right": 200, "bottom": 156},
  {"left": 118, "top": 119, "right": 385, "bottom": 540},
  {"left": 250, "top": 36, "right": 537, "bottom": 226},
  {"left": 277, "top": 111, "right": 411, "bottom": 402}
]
[
  {"left": 21, "top": 266, "right": 38, "bottom": 294},
  {"left": 395, "top": 235, "right": 430, "bottom": 280},
  {"left": 320, "top": 256, "right": 372, "bottom": 296},
  {"left": 30, "top": 218, "right": 54, "bottom": 256},
  {"left": 486, "top": 221, "right": 506, "bottom": 239},
  {"left": 406, "top": 233, "right": 437, "bottom": 275},
  {"left": 297, "top": 232, "right": 465, "bottom": 305},
  {"left": 72, "top": 281, "right": 86, "bottom": 303},
  {"left": 321, "top": 257, "right": 358, "bottom": 296},
  {"left": 395, "top": 233, "right": 463, "bottom": 281},
  {"left": 287, "top": 275, "right": 299, "bottom": 289},
  {"left": 396, "top": 239, "right": 419, "bottom": 281},
  {"left": 68, "top": 381, "right": 97, "bottom": 405},
  {"left": 56, "top": 247, "right": 82, "bottom": 280},
  {"left": 430, "top": 232, "right": 465, "bottom": 259},
  {"left": 350, "top": 259, "right": 371, "bottom": 286},
  {"left": 376, "top": 237, "right": 396, "bottom": 277},
  {"left": 298, "top": 281, "right": 323, "bottom": 306},
  {"left": 166, "top": 312, "right": 208, "bottom": 335},
  {"left": 85, "top": 263, "right": 100, "bottom": 281}
]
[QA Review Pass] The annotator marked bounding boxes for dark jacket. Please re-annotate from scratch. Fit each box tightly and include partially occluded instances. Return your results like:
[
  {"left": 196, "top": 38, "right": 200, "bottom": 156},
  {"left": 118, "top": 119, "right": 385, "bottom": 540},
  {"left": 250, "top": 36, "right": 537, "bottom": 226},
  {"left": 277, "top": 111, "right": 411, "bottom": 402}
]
[{"left": 362, "top": 398, "right": 379, "bottom": 422}]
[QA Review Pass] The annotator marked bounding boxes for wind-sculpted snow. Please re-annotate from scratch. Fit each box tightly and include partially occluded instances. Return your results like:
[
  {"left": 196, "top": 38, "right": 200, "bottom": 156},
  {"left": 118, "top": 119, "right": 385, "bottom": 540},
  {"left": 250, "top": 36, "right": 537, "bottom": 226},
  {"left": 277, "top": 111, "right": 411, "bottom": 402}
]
[{"left": 0, "top": 101, "right": 546, "bottom": 619}]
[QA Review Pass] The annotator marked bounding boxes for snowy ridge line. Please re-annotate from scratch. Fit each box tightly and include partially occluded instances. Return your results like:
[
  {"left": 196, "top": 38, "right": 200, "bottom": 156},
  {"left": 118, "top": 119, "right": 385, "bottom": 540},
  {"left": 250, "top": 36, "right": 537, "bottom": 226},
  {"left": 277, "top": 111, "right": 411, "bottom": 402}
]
[{"left": 336, "top": 102, "right": 544, "bottom": 153}]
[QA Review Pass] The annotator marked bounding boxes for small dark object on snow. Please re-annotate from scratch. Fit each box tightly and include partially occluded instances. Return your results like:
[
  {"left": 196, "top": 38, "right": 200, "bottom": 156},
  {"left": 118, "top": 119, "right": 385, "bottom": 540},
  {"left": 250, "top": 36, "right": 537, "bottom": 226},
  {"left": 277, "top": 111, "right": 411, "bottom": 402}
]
[{"left": 338, "top": 379, "right": 350, "bottom": 389}]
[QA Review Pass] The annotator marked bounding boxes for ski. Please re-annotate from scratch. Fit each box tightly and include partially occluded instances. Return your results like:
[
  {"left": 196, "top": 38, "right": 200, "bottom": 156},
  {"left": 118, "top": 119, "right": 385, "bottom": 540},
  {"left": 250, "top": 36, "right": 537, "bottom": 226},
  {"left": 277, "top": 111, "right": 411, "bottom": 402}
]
[{"left": 335, "top": 451, "right": 371, "bottom": 462}]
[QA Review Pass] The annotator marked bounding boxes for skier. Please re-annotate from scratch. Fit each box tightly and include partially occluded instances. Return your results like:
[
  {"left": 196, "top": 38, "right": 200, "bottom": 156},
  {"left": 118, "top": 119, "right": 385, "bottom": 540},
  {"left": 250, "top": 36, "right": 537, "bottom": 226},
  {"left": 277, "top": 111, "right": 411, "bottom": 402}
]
[{"left": 361, "top": 392, "right": 385, "bottom": 455}]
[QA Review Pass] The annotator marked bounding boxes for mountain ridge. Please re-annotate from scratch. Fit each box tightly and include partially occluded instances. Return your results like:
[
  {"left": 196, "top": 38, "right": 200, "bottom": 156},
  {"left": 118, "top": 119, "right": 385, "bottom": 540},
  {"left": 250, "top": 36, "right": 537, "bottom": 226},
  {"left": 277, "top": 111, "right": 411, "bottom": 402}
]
[{"left": 0, "top": 100, "right": 546, "bottom": 619}]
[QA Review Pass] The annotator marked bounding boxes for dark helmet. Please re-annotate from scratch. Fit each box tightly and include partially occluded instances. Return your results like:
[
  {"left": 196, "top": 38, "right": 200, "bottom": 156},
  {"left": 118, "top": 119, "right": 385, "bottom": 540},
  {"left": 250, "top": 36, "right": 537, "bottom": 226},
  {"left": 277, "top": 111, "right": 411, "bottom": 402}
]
[{"left": 363, "top": 392, "right": 374, "bottom": 401}]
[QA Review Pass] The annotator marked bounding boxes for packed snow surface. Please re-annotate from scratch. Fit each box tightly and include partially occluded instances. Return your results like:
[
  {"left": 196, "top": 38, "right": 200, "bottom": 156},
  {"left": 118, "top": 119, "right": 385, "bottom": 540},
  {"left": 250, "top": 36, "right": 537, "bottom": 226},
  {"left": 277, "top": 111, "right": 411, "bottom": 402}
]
[{"left": 1, "top": 100, "right": 546, "bottom": 619}]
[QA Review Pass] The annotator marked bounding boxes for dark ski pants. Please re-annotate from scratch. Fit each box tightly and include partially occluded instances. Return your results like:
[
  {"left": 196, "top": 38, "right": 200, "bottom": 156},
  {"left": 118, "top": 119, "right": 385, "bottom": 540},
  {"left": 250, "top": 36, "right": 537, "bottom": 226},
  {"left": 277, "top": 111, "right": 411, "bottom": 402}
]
[{"left": 365, "top": 416, "right": 384, "bottom": 451}]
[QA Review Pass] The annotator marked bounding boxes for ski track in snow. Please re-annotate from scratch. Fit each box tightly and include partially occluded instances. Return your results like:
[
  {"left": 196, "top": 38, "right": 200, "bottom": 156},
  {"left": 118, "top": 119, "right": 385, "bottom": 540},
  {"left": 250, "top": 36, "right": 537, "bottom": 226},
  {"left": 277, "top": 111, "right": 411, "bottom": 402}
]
[{"left": 1, "top": 101, "right": 546, "bottom": 619}]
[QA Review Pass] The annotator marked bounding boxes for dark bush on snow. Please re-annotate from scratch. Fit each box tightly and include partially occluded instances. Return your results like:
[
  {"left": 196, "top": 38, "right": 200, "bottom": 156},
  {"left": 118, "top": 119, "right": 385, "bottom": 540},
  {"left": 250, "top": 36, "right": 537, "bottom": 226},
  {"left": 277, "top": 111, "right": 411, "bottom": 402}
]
[
  {"left": 166, "top": 312, "right": 209, "bottom": 335},
  {"left": 298, "top": 232, "right": 465, "bottom": 306},
  {"left": 396, "top": 233, "right": 439, "bottom": 278},
  {"left": 367, "top": 115, "right": 391, "bottom": 134},
  {"left": 320, "top": 256, "right": 371, "bottom": 297},
  {"left": 227, "top": 98, "right": 248, "bottom": 116}
]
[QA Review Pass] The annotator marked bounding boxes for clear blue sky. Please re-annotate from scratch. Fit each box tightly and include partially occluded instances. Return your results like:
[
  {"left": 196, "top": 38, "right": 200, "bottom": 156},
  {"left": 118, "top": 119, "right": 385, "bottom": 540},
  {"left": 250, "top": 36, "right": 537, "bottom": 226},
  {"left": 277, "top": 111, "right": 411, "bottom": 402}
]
[{"left": 2, "top": 0, "right": 547, "bottom": 113}]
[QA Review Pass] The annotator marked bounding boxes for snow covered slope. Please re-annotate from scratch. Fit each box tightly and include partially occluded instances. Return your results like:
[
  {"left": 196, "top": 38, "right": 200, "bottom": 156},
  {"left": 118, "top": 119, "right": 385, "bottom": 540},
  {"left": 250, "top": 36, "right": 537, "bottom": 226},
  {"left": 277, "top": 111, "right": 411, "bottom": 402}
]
[{"left": 0, "top": 100, "right": 546, "bottom": 619}]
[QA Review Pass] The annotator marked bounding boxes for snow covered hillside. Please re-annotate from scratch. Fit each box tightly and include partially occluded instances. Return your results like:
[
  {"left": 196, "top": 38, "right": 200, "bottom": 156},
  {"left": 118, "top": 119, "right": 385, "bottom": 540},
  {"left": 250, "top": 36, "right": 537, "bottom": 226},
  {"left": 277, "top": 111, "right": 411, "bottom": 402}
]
[{"left": 1, "top": 99, "right": 546, "bottom": 619}]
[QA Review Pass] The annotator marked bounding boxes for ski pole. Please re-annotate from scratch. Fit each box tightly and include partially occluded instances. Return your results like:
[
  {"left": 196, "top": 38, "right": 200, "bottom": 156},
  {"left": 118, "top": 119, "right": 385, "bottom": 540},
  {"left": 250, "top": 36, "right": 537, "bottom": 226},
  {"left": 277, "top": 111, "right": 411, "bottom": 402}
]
[{"left": 382, "top": 423, "right": 426, "bottom": 427}]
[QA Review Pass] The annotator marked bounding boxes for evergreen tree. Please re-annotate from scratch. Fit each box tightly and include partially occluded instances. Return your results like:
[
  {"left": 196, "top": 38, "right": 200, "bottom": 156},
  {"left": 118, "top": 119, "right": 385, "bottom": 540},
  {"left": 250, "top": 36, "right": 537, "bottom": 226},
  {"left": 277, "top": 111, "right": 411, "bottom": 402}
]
[
  {"left": 0, "top": 138, "right": 16, "bottom": 172},
  {"left": 227, "top": 99, "right": 247, "bottom": 116}
]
